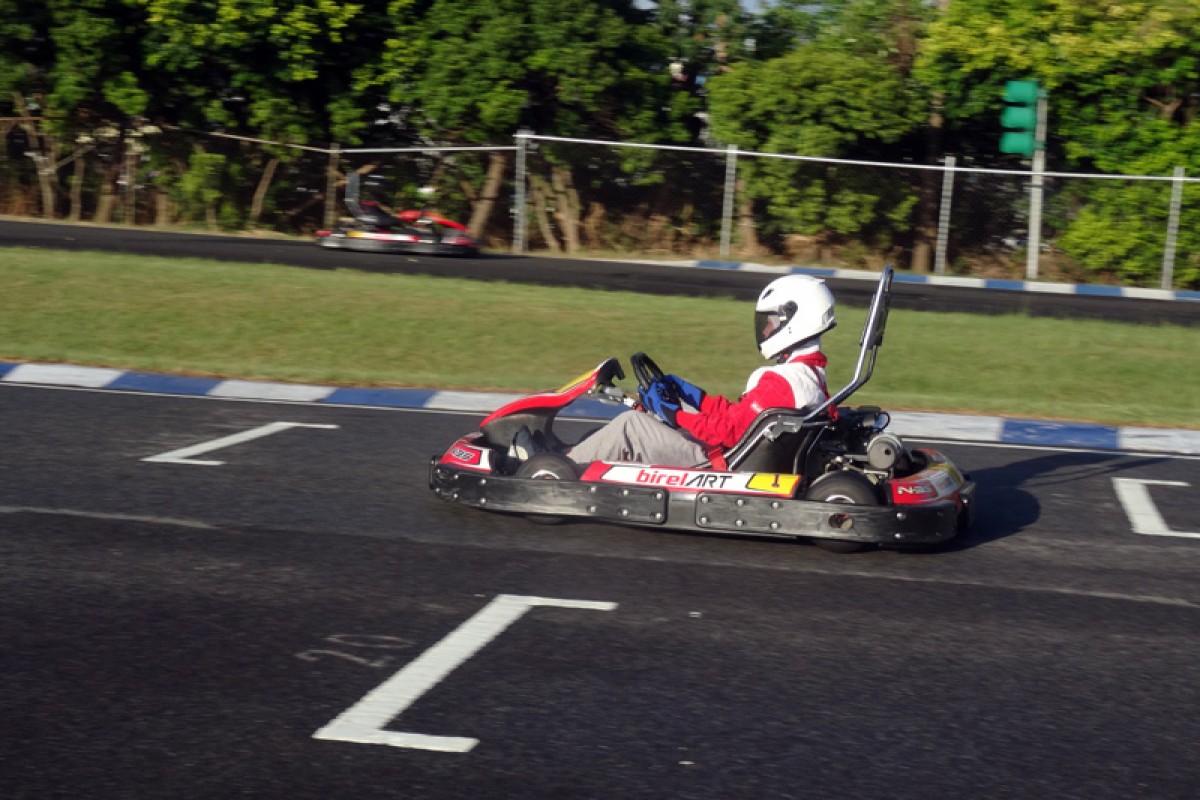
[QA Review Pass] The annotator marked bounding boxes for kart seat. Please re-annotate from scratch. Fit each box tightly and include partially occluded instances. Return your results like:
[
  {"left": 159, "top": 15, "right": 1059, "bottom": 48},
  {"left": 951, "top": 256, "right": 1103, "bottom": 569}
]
[
  {"left": 713, "top": 407, "right": 830, "bottom": 474},
  {"left": 348, "top": 200, "right": 399, "bottom": 229}
]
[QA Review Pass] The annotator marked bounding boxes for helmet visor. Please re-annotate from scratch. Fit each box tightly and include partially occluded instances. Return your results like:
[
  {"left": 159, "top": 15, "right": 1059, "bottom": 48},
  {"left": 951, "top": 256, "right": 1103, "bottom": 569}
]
[{"left": 755, "top": 310, "right": 783, "bottom": 349}]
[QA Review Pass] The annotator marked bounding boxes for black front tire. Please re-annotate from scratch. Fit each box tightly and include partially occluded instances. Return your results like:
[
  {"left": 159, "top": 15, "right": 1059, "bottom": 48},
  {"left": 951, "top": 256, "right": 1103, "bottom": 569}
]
[
  {"left": 804, "top": 472, "right": 879, "bottom": 554},
  {"left": 516, "top": 453, "right": 581, "bottom": 481}
]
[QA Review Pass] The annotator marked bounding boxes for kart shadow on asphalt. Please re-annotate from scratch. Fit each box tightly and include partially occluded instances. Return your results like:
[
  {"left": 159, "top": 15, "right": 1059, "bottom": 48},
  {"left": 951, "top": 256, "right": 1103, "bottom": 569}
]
[{"left": 941, "top": 449, "right": 1172, "bottom": 552}]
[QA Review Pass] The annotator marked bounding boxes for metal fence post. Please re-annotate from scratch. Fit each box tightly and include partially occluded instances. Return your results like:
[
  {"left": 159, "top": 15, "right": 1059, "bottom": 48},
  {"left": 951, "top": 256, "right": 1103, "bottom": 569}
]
[
  {"left": 720, "top": 144, "right": 738, "bottom": 258},
  {"left": 513, "top": 129, "right": 531, "bottom": 254},
  {"left": 1162, "top": 165, "right": 1185, "bottom": 290},
  {"left": 934, "top": 155, "right": 956, "bottom": 275},
  {"left": 1025, "top": 92, "right": 1048, "bottom": 280},
  {"left": 323, "top": 142, "right": 340, "bottom": 230},
  {"left": 25, "top": 152, "right": 54, "bottom": 219}
]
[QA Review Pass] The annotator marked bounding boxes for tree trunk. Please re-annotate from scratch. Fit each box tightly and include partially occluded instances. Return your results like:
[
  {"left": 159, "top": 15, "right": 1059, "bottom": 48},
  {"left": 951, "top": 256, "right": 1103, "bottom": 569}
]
[
  {"left": 35, "top": 154, "right": 55, "bottom": 219},
  {"left": 12, "top": 96, "right": 56, "bottom": 219},
  {"left": 528, "top": 174, "right": 561, "bottom": 253},
  {"left": 582, "top": 200, "right": 606, "bottom": 250},
  {"left": 123, "top": 147, "right": 138, "bottom": 224},
  {"left": 68, "top": 156, "right": 84, "bottom": 222},
  {"left": 94, "top": 151, "right": 124, "bottom": 224},
  {"left": 95, "top": 189, "right": 116, "bottom": 224},
  {"left": 735, "top": 179, "right": 765, "bottom": 257},
  {"left": 549, "top": 164, "right": 580, "bottom": 253},
  {"left": 250, "top": 157, "right": 279, "bottom": 229},
  {"left": 285, "top": 191, "right": 325, "bottom": 223},
  {"left": 155, "top": 188, "right": 172, "bottom": 226},
  {"left": 466, "top": 150, "right": 509, "bottom": 238}
]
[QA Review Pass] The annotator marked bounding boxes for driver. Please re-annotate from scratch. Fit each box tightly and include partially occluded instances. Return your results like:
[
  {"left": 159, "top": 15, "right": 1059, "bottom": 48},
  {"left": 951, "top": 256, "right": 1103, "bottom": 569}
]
[{"left": 557, "top": 274, "right": 837, "bottom": 468}]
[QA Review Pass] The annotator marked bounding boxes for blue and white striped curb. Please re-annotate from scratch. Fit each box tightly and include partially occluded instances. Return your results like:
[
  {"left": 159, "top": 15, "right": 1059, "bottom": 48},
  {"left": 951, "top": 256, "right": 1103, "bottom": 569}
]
[
  {"left": 615, "top": 257, "right": 1200, "bottom": 303},
  {"left": 3, "top": 361, "right": 1198, "bottom": 456}
]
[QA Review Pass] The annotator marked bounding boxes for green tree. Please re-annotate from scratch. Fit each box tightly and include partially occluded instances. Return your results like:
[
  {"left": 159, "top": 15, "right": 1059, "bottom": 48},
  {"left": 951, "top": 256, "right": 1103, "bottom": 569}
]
[
  {"left": 178, "top": 150, "right": 226, "bottom": 229},
  {"left": 0, "top": 0, "right": 52, "bottom": 101},
  {"left": 137, "top": 0, "right": 398, "bottom": 229},
  {"left": 393, "top": 0, "right": 685, "bottom": 249},
  {"left": 0, "top": 0, "right": 55, "bottom": 215},
  {"left": 917, "top": 0, "right": 1200, "bottom": 286},
  {"left": 0, "top": 0, "right": 152, "bottom": 221},
  {"left": 706, "top": 1, "right": 928, "bottom": 259}
]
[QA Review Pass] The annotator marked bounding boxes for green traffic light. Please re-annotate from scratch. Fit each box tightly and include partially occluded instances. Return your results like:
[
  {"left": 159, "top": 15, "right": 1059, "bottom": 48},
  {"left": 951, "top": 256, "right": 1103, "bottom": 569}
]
[
  {"left": 1000, "top": 79, "right": 1041, "bottom": 156},
  {"left": 1001, "top": 106, "right": 1036, "bottom": 131},
  {"left": 1000, "top": 132, "right": 1036, "bottom": 157},
  {"left": 1003, "top": 80, "right": 1040, "bottom": 104}
]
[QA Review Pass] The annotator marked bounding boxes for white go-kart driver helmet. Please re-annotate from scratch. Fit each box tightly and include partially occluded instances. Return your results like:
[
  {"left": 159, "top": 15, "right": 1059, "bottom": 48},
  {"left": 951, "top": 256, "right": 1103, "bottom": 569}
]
[{"left": 754, "top": 275, "right": 837, "bottom": 360}]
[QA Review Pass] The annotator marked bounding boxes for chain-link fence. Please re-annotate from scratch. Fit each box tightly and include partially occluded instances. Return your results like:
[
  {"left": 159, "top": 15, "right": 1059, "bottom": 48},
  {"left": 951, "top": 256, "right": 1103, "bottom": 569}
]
[
  {"left": 517, "top": 134, "right": 1200, "bottom": 290},
  {"left": 933, "top": 162, "right": 1198, "bottom": 289},
  {"left": 0, "top": 120, "right": 338, "bottom": 232},
  {"left": 3, "top": 118, "right": 1198, "bottom": 289},
  {"left": 518, "top": 136, "right": 730, "bottom": 258}
]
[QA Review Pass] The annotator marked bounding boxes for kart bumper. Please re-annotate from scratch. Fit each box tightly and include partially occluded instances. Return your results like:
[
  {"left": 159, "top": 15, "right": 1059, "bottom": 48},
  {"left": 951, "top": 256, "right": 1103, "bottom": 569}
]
[{"left": 430, "top": 459, "right": 972, "bottom": 546}]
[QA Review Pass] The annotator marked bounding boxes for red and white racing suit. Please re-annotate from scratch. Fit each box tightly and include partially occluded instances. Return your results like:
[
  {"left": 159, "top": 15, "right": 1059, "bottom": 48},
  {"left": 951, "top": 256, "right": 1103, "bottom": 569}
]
[
  {"left": 567, "top": 349, "right": 829, "bottom": 467},
  {"left": 676, "top": 349, "right": 829, "bottom": 450}
]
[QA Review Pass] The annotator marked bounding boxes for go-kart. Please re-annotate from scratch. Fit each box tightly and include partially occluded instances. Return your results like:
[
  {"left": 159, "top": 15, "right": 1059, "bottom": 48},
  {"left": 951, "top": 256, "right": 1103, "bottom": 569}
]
[
  {"left": 315, "top": 172, "right": 479, "bottom": 256},
  {"left": 429, "top": 266, "right": 975, "bottom": 553}
]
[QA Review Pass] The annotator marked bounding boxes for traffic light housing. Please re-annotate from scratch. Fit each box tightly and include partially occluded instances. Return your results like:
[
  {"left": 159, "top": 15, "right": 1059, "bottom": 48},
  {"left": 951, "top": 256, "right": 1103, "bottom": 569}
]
[{"left": 1000, "top": 80, "right": 1040, "bottom": 157}]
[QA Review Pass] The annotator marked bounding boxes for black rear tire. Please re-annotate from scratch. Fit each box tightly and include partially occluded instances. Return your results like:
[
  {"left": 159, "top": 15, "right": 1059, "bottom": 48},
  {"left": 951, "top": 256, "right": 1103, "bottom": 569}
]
[
  {"left": 804, "top": 472, "right": 879, "bottom": 553},
  {"left": 515, "top": 453, "right": 581, "bottom": 525}
]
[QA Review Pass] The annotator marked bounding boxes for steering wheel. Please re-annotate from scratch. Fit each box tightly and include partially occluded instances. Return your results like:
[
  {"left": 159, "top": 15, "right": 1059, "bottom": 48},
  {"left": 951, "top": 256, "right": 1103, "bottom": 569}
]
[{"left": 629, "top": 352, "right": 678, "bottom": 403}]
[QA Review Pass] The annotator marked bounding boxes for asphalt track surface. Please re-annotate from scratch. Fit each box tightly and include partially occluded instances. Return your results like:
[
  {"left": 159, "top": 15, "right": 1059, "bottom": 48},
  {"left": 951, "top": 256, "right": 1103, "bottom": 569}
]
[
  {"left": 3, "top": 384, "right": 1200, "bottom": 799},
  {"left": 1, "top": 217, "right": 1197, "bottom": 326}
]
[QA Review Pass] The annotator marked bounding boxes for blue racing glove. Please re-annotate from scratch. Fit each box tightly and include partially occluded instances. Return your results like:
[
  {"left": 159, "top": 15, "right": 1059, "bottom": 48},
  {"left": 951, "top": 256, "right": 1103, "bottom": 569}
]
[
  {"left": 639, "top": 380, "right": 681, "bottom": 428},
  {"left": 665, "top": 374, "right": 705, "bottom": 410}
]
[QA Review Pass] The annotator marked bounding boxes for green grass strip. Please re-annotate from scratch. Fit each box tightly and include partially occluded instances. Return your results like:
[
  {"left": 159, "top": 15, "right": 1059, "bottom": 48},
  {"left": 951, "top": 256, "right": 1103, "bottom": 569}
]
[{"left": 1, "top": 247, "right": 1197, "bottom": 429}]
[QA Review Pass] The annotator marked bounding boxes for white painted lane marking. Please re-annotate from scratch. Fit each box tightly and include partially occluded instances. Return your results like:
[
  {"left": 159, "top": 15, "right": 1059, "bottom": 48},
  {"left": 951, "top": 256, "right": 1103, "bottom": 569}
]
[
  {"left": 1112, "top": 478, "right": 1197, "bottom": 539},
  {"left": 142, "top": 421, "right": 339, "bottom": 465},
  {"left": 313, "top": 594, "right": 617, "bottom": 753}
]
